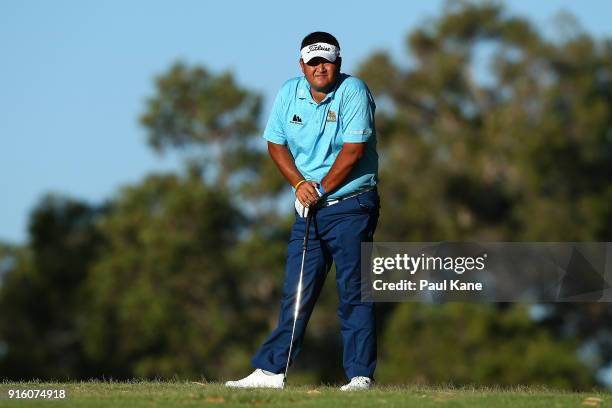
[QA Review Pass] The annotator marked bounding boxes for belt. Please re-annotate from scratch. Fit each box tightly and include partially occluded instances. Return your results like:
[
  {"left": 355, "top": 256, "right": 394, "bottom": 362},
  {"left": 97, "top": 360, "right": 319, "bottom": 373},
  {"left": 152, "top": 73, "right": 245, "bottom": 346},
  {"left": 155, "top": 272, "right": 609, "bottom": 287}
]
[{"left": 319, "top": 187, "right": 376, "bottom": 208}]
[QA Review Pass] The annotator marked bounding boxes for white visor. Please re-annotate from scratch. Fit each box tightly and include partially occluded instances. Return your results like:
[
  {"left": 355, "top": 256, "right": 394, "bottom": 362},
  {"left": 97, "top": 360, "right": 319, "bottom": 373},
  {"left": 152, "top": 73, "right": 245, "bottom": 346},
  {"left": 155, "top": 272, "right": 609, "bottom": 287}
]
[{"left": 300, "top": 42, "right": 340, "bottom": 63}]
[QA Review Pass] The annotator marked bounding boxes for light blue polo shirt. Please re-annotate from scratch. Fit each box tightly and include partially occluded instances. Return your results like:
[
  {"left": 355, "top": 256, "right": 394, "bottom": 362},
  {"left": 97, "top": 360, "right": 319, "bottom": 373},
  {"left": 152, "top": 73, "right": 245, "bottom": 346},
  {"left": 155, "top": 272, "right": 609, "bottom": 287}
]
[{"left": 263, "top": 73, "right": 378, "bottom": 200}]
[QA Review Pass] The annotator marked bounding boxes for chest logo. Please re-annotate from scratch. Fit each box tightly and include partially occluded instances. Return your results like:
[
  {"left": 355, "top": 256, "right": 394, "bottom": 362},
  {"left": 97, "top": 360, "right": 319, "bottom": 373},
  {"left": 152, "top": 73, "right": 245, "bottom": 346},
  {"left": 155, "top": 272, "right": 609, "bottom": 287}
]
[
  {"left": 326, "top": 110, "right": 337, "bottom": 122},
  {"left": 291, "top": 114, "right": 303, "bottom": 124}
]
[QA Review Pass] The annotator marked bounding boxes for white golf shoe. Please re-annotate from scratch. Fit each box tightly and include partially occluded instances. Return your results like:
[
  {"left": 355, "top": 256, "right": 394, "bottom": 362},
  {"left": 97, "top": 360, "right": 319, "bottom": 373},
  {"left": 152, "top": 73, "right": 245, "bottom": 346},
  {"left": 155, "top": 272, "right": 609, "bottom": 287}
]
[
  {"left": 340, "top": 376, "right": 373, "bottom": 391},
  {"left": 224, "top": 369, "right": 285, "bottom": 389}
]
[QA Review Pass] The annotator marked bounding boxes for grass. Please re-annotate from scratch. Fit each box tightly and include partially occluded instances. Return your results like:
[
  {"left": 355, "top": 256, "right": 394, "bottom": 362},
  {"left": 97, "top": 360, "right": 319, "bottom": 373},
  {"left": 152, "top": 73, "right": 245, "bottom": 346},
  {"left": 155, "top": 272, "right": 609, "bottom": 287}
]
[{"left": 0, "top": 380, "right": 609, "bottom": 407}]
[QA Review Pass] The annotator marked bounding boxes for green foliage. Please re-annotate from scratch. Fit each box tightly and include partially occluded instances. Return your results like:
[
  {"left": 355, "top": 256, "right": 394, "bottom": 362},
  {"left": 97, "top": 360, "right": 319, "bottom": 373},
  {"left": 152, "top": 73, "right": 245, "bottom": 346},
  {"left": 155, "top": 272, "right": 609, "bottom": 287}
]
[
  {"left": 379, "top": 303, "right": 595, "bottom": 388},
  {"left": 81, "top": 170, "right": 251, "bottom": 379},
  {"left": 355, "top": 0, "right": 611, "bottom": 389},
  {"left": 140, "top": 62, "right": 261, "bottom": 151},
  {"left": 0, "top": 195, "right": 105, "bottom": 379},
  {"left": 358, "top": 0, "right": 612, "bottom": 242},
  {"left": 139, "top": 62, "right": 264, "bottom": 190}
]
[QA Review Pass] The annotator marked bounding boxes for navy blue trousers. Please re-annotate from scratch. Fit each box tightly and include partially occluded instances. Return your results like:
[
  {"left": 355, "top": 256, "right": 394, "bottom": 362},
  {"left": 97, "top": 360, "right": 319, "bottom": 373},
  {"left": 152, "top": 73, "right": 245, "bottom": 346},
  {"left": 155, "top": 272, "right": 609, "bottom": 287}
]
[{"left": 251, "top": 189, "right": 380, "bottom": 379}]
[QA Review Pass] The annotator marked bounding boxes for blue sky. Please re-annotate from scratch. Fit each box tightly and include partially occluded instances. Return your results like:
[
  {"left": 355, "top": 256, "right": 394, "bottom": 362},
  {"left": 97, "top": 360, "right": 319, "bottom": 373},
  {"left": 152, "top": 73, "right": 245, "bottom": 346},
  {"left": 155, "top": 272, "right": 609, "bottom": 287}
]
[{"left": 1, "top": 0, "right": 611, "bottom": 244}]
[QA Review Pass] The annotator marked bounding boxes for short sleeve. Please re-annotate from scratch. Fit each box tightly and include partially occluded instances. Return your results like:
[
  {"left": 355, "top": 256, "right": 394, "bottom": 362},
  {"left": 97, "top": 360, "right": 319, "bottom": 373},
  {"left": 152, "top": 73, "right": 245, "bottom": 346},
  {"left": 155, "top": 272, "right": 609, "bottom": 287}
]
[
  {"left": 340, "top": 83, "right": 375, "bottom": 143},
  {"left": 262, "top": 88, "right": 286, "bottom": 145}
]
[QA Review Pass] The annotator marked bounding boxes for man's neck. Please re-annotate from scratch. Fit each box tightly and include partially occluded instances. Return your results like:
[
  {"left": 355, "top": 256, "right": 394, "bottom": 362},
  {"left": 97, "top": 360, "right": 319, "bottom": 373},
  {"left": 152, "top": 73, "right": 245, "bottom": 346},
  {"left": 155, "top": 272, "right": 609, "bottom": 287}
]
[
  {"left": 309, "top": 77, "right": 339, "bottom": 104},
  {"left": 310, "top": 88, "right": 328, "bottom": 104}
]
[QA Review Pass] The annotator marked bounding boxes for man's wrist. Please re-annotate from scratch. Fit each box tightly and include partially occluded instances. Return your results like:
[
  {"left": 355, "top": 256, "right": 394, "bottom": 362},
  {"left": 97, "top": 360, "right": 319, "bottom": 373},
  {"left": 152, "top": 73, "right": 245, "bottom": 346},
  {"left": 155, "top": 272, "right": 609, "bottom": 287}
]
[
  {"left": 316, "top": 184, "right": 326, "bottom": 196},
  {"left": 294, "top": 179, "right": 307, "bottom": 190}
]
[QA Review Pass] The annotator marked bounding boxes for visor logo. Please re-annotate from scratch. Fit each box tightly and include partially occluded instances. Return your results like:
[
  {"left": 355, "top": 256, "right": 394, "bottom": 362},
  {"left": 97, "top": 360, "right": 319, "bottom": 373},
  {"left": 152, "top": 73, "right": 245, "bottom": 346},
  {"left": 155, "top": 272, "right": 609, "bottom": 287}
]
[{"left": 307, "top": 44, "right": 332, "bottom": 53}]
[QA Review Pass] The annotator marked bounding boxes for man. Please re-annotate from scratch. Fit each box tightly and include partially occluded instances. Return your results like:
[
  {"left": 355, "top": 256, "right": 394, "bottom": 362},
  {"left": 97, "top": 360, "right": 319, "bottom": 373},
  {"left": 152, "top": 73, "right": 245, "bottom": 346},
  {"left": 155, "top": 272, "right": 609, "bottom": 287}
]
[{"left": 225, "top": 31, "right": 379, "bottom": 391}]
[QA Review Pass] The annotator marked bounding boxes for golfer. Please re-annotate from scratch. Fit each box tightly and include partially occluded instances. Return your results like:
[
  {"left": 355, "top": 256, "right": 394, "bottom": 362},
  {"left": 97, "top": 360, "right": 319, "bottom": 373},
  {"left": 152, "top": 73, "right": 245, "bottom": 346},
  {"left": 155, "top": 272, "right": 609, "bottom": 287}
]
[{"left": 226, "top": 31, "right": 379, "bottom": 391}]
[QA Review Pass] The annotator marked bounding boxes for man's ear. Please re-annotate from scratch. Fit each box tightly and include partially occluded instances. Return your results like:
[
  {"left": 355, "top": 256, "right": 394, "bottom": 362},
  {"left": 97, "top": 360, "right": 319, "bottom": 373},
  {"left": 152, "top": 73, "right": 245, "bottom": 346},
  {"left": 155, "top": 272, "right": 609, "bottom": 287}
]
[{"left": 299, "top": 58, "right": 305, "bottom": 74}]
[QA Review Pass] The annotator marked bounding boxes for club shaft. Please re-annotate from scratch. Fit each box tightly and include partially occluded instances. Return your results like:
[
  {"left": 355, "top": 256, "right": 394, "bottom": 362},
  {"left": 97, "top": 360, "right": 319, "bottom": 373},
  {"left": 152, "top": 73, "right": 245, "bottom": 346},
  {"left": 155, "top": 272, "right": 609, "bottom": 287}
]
[{"left": 284, "top": 212, "right": 312, "bottom": 382}]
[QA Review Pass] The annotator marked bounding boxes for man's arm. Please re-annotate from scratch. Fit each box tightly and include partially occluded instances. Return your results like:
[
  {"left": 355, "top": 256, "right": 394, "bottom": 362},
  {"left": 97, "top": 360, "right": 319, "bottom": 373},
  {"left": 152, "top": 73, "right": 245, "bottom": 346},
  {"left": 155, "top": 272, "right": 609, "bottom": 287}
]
[
  {"left": 320, "top": 142, "right": 365, "bottom": 193},
  {"left": 267, "top": 142, "right": 320, "bottom": 206},
  {"left": 321, "top": 78, "right": 374, "bottom": 196}
]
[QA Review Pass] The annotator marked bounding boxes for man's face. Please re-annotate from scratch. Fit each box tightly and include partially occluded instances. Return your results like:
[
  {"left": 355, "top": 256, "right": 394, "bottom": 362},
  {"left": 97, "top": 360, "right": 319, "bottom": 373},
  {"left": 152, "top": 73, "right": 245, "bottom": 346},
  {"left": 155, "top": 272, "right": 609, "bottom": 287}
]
[{"left": 300, "top": 56, "right": 341, "bottom": 93}]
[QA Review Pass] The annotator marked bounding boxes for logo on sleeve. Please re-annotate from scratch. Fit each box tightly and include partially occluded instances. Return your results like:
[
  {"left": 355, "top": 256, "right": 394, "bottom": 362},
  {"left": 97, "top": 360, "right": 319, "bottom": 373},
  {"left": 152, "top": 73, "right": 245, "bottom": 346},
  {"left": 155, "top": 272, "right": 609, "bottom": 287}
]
[
  {"left": 326, "top": 110, "right": 337, "bottom": 122},
  {"left": 291, "top": 114, "right": 303, "bottom": 124}
]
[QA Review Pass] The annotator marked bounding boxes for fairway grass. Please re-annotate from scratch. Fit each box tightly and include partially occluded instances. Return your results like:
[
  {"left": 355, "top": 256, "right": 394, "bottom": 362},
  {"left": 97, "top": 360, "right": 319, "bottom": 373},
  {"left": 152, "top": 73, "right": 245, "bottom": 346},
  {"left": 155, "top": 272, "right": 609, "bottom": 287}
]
[{"left": 0, "top": 380, "right": 609, "bottom": 407}]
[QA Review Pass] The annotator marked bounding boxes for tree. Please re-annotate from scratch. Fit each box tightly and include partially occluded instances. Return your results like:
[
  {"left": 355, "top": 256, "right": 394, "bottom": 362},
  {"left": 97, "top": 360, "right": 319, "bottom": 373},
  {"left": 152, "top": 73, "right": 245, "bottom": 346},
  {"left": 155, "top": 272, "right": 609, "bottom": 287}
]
[
  {"left": 356, "top": 0, "right": 612, "bottom": 386},
  {"left": 0, "top": 194, "right": 106, "bottom": 379},
  {"left": 357, "top": 0, "right": 611, "bottom": 242},
  {"left": 139, "top": 62, "right": 285, "bottom": 198},
  {"left": 80, "top": 169, "right": 255, "bottom": 379},
  {"left": 379, "top": 303, "right": 595, "bottom": 389}
]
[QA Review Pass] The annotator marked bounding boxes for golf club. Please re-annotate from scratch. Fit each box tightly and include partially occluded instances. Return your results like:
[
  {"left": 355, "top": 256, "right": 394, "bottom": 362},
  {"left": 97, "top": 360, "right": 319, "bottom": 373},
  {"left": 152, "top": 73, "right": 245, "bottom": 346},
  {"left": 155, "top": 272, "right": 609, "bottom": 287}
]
[{"left": 283, "top": 209, "right": 314, "bottom": 384}]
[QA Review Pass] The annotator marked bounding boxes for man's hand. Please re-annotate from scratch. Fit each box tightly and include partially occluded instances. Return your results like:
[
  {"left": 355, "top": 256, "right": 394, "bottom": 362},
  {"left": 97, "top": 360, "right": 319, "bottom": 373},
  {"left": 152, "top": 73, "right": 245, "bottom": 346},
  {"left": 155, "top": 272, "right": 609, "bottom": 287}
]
[
  {"left": 296, "top": 181, "right": 321, "bottom": 207},
  {"left": 295, "top": 182, "right": 322, "bottom": 218},
  {"left": 267, "top": 142, "right": 320, "bottom": 206}
]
